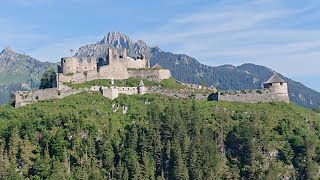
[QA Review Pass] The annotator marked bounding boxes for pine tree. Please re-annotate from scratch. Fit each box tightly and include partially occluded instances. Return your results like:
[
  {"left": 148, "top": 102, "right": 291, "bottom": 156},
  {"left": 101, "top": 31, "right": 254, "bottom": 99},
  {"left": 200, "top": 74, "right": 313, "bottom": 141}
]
[
  {"left": 164, "top": 140, "right": 172, "bottom": 179},
  {"left": 141, "top": 152, "right": 155, "bottom": 180},
  {"left": 47, "top": 159, "right": 68, "bottom": 180},
  {"left": 8, "top": 128, "right": 20, "bottom": 162},
  {"left": 305, "top": 137, "right": 317, "bottom": 180},
  {"left": 122, "top": 167, "right": 129, "bottom": 180},
  {"left": 171, "top": 139, "right": 189, "bottom": 180},
  {"left": 19, "top": 135, "right": 36, "bottom": 176}
]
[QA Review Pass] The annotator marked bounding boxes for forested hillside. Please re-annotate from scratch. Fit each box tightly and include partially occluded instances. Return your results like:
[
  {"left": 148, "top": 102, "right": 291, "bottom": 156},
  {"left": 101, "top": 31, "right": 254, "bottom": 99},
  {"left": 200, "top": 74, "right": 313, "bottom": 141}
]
[{"left": 0, "top": 93, "right": 319, "bottom": 179}]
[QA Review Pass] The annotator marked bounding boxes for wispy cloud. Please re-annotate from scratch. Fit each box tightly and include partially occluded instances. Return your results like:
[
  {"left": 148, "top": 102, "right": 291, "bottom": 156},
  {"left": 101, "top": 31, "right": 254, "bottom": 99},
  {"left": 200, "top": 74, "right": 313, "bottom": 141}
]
[
  {"left": 136, "top": 0, "right": 320, "bottom": 79},
  {"left": 2, "top": 0, "right": 320, "bottom": 91}
]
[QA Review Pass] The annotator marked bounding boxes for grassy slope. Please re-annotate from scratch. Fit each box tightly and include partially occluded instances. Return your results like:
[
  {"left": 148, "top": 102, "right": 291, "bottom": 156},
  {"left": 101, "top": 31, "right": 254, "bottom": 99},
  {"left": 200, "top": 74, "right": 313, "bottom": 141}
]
[{"left": 63, "top": 78, "right": 188, "bottom": 90}]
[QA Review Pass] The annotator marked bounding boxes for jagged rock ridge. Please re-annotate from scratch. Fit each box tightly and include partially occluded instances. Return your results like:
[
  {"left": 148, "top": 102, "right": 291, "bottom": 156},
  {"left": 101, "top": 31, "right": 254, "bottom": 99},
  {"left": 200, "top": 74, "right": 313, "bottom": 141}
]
[
  {"left": 74, "top": 32, "right": 320, "bottom": 109},
  {"left": 76, "top": 32, "right": 152, "bottom": 59}
]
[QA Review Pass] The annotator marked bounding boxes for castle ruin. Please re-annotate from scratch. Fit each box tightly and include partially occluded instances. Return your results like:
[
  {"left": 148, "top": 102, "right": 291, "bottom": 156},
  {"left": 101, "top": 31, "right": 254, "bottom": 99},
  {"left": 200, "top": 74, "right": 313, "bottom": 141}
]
[
  {"left": 10, "top": 48, "right": 290, "bottom": 108},
  {"left": 11, "top": 48, "right": 172, "bottom": 107},
  {"left": 57, "top": 48, "right": 171, "bottom": 89},
  {"left": 209, "top": 73, "right": 290, "bottom": 103}
]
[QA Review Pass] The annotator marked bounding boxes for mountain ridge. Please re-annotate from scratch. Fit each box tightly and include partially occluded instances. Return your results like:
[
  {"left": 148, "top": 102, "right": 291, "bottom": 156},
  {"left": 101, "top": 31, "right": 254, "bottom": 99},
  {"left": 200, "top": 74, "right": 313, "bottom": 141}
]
[
  {"left": 0, "top": 47, "right": 54, "bottom": 104},
  {"left": 74, "top": 32, "right": 320, "bottom": 109},
  {"left": 1, "top": 32, "right": 320, "bottom": 108}
]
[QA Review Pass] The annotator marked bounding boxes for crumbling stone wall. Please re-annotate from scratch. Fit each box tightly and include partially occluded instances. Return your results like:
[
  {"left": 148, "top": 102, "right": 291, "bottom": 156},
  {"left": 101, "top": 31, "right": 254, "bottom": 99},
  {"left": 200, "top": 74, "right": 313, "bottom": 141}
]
[
  {"left": 58, "top": 68, "right": 171, "bottom": 86},
  {"left": 128, "top": 69, "right": 171, "bottom": 82},
  {"left": 60, "top": 57, "right": 96, "bottom": 74},
  {"left": 99, "top": 60, "right": 129, "bottom": 79},
  {"left": 148, "top": 87, "right": 209, "bottom": 100},
  {"left": 126, "top": 57, "right": 149, "bottom": 69},
  {"left": 13, "top": 88, "right": 82, "bottom": 108},
  {"left": 209, "top": 89, "right": 290, "bottom": 103},
  {"left": 101, "top": 86, "right": 143, "bottom": 100}
]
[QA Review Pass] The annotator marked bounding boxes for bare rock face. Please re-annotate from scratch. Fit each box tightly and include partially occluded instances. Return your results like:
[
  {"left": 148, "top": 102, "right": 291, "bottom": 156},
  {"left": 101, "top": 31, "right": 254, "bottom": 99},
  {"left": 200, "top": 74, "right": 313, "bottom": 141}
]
[{"left": 75, "top": 32, "right": 153, "bottom": 60}]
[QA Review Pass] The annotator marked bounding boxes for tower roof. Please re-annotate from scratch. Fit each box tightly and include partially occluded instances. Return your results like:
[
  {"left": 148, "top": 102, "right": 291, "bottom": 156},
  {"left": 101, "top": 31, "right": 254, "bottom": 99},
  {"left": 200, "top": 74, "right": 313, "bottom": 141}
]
[
  {"left": 139, "top": 80, "right": 145, "bottom": 87},
  {"left": 152, "top": 63, "right": 162, "bottom": 69},
  {"left": 265, "top": 73, "right": 286, "bottom": 84}
]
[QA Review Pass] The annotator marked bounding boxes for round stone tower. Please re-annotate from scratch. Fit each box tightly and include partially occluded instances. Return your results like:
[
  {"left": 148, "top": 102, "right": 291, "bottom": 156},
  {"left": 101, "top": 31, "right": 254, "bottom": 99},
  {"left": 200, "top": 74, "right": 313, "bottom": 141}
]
[
  {"left": 263, "top": 73, "right": 289, "bottom": 102},
  {"left": 138, "top": 80, "right": 147, "bottom": 94},
  {"left": 61, "top": 57, "right": 79, "bottom": 74}
]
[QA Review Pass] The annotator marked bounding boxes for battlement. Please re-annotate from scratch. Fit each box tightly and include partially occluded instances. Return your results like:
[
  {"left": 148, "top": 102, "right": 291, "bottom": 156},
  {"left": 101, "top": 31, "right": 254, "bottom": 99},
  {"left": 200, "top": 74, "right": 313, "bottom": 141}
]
[{"left": 209, "top": 74, "right": 289, "bottom": 103}]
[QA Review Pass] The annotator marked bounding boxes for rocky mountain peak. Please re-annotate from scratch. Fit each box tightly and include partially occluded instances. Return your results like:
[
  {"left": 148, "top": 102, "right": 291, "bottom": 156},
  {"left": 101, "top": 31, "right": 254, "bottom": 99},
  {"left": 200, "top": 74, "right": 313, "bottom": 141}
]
[
  {"left": 76, "top": 32, "right": 152, "bottom": 59},
  {"left": 0, "top": 47, "right": 15, "bottom": 56},
  {"left": 99, "top": 32, "right": 134, "bottom": 47}
]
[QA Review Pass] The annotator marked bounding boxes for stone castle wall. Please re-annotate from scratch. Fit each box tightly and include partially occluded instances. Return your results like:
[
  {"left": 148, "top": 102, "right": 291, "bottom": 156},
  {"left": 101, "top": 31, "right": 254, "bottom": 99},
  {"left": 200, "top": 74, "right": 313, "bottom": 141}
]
[
  {"left": 264, "top": 82, "right": 288, "bottom": 94},
  {"left": 59, "top": 48, "right": 149, "bottom": 75},
  {"left": 56, "top": 47, "right": 168, "bottom": 85},
  {"left": 13, "top": 82, "right": 147, "bottom": 107},
  {"left": 128, "top": 69, "right": 171, "bottom": 82},
  {"left": 60, "top": 57, "right": 96, "bottom": 74},
  {"left": 126, "top": 57, "right": 149, "bottom": 69},
  {"left": 99, "top": 60, "right": 129, "bottom": 79},
  {"left": 101, "top": 86, "right": 143, "bottom": 100},
  {"left": 148, "top": 87, "right": 209, "bottom": 100},
  {"left": 13, "top": 88, "right": 82, "bottom": 108},
  {"left": 209, "top": 89, "right": 290, "bottom": 103},
  {"left": 58, "top": 68, "right": 171, "bottom": 86}
]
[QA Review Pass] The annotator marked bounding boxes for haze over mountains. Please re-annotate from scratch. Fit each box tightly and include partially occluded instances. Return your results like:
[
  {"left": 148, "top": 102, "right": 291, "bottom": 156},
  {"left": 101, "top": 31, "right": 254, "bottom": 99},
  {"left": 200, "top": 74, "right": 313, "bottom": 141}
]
[
  {"left": 0, "top": 48, "right": 54, "bottom": 104},
  {"left": 1, "top": 32, "right": 320, "bottom": 108}
]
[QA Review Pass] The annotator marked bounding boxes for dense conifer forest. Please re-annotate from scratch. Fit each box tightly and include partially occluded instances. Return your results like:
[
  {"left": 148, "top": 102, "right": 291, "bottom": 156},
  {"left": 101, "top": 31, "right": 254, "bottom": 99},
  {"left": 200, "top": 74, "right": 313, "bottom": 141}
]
[{"left": 0, "top": 92, "right": 319, "bottom": 179}]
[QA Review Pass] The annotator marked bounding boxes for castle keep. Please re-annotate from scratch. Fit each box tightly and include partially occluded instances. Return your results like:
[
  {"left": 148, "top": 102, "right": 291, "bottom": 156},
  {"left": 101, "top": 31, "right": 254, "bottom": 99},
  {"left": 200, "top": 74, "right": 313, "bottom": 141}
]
[
  {"left": 209, "top": 74, "right": 290, "bottom": 103},
  {"left": 57, "top": 48, "right": 171, "bottom": 89}
]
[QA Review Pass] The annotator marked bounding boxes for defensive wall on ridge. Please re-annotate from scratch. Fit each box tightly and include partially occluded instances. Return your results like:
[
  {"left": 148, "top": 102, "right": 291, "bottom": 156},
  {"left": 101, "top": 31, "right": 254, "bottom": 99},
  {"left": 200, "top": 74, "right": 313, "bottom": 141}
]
[
  {"left": 208, "top": 89, "right": 289, "bottom": 103},
  {"left": 12, "top": 88, "right": 82, "bottom": 108},
  {"left": 209, "top": 74, "right": 290, "bottom": 103}
]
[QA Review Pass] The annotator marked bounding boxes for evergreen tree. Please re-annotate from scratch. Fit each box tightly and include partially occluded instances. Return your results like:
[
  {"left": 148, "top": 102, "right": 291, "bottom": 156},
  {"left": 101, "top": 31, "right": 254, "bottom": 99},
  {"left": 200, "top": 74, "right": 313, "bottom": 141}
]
[
  {"left": 39, "top": 68, "right": 56, "bottom": 89},
  {"left": 171, "top": 139, "right": 189, "bottom": 180}
]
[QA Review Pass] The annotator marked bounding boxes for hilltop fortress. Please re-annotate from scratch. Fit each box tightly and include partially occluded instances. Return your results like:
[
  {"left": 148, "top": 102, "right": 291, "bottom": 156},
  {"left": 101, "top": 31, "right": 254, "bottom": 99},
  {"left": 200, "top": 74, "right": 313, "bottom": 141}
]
[
  {"left": 57, "top": 48, "right": 171, "bottom": 89},
  {"left": 10, "top": 47, "right": 290, "bottom": 107},
  {"left": 209, "top": 74, "right": 290, "bottom": 103},
  {"left": 11, "top": 48, "right": 172, "bottom": 107}
]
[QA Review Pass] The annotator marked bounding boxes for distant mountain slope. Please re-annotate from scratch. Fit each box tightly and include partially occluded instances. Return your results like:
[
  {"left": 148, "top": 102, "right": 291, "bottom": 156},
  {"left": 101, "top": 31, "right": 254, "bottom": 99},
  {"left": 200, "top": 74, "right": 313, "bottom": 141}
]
[
  {"left": 150, "top": 50, "right": 320, "bottom": 108},
  {"left": 0, "top": 48, "right": 54, "bottom": 104},
  {"left": 75, "top": 32, "right": 320, "bottom": 109}
]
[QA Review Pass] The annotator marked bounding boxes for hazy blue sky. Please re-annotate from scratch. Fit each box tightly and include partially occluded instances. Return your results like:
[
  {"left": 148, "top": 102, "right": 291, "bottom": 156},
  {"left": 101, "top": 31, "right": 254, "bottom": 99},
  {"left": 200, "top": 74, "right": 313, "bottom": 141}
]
[{"left": 1, "top": 0, "right": 320, "bottom": 91}]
